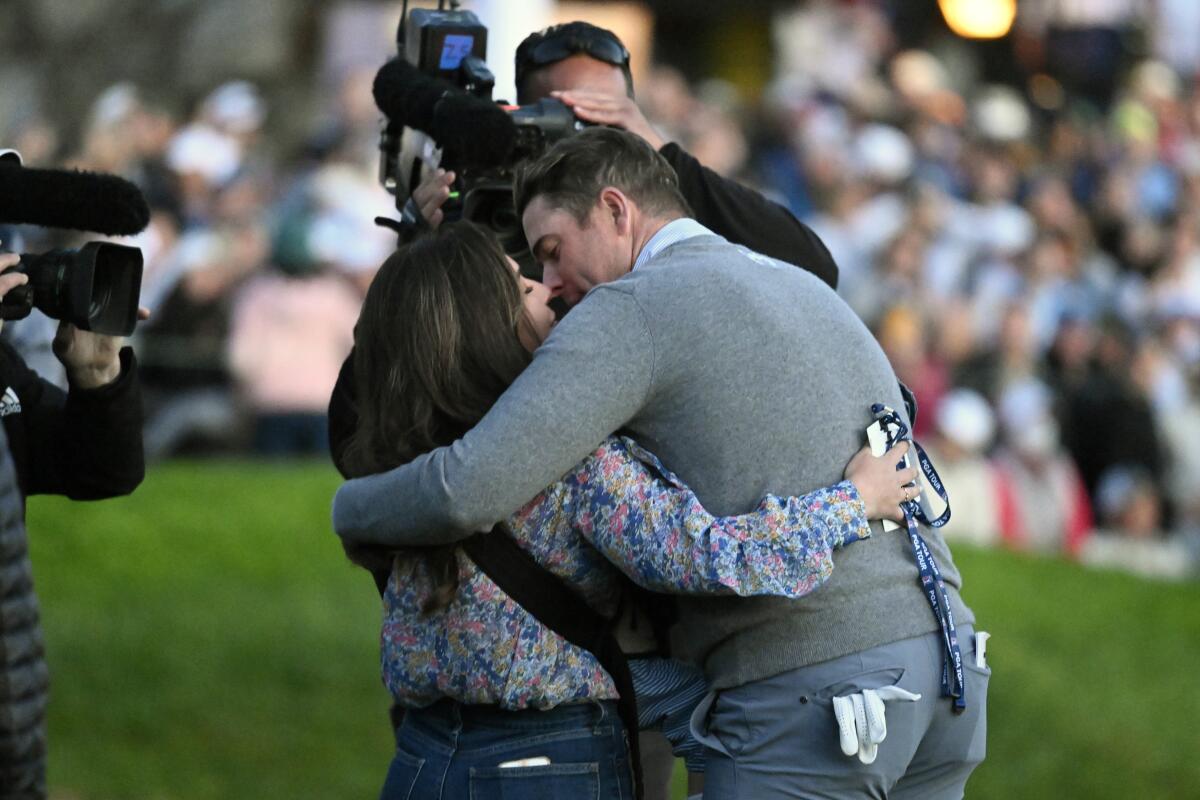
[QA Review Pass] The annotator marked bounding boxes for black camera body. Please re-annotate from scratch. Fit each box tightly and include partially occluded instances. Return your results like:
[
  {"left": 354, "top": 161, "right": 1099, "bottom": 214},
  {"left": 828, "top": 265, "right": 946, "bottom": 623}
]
[
  {"left": 0, "top": 242, "right": 143, "bottom": 336},
  {"left": 378, "top": 6, "right": 586, "bottom": 254},
  {"left": 0, "top": 152, "right": 147, "bottom": 336},
  {"left": 405, "top": 8, "right": 493, "bottom": 96}
]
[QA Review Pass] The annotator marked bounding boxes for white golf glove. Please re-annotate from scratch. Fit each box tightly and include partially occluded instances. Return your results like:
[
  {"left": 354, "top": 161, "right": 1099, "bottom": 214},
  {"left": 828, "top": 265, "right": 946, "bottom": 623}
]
[{"left": 832, "top": 685, "right": 922, "bottom": 764}]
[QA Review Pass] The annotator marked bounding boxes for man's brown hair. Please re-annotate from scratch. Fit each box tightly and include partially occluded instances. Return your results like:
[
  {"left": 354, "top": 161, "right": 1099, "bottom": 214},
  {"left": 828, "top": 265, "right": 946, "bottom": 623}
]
[{"left": 514, "top": 127, "right": 690, "bottom": 224}]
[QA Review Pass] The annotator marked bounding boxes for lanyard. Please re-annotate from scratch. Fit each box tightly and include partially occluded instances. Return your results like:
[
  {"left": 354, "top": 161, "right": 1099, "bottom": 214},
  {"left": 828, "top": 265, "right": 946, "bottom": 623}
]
[{"left": 871, "top": 403, "right": 966, "bottom": 713}]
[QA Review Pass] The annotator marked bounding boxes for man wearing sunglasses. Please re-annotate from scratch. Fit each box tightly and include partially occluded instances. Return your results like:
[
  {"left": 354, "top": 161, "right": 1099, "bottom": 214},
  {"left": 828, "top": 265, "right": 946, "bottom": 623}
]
[{"left": 406, "top": 21, "right": 839, "bottom": 291}]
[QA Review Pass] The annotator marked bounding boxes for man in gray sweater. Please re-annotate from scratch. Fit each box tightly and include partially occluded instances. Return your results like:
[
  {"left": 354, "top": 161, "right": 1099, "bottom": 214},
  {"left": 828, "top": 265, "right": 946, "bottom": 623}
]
[{"left": 334, "top": 128, "right": 988, "bottom": 799}]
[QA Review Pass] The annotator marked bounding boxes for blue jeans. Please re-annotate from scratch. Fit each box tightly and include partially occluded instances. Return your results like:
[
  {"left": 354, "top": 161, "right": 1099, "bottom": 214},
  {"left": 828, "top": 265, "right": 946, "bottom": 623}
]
[{"left": 381, "top": 698, "right": 634, "bottom": 800}]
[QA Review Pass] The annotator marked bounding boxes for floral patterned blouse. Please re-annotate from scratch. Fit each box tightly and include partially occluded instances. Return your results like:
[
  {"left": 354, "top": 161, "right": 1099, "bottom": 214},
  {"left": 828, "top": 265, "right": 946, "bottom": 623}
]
[{"left": 381, "top": 436, "right": 870, "bottom": 710}]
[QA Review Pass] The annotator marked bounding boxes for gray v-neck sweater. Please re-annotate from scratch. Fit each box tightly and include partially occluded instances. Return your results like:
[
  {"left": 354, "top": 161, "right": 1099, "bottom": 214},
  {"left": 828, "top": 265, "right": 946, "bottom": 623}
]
[{"left": 334, "top": 233, "right": 974, "bottom": 689}]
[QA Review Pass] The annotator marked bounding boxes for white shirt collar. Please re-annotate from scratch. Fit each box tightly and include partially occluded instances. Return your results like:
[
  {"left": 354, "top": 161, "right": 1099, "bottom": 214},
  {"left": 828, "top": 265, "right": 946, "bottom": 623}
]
[{"left": 631, "top": 218, "right": 714, "bottom": 272}]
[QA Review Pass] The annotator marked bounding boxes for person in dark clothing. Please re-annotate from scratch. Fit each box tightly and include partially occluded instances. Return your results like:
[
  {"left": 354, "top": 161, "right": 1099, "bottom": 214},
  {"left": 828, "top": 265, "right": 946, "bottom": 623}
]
[
  {"left": 1056, "top": 319, "right": 1166, "bottom": 502},
  {"left": 329, "top": 21, "right": 840, "bottom": 475},
  {"left": 0, "top": 253, "right": 145, "bottom": 800},
  {"left": 0, "top": 259, "right": 145, "bottom": 503},
  {"left": 512, "top": 22, "right": 837, "bottom": 285},
  {"left": 0, "top": 427, "right": 43, "bottom": 800}
]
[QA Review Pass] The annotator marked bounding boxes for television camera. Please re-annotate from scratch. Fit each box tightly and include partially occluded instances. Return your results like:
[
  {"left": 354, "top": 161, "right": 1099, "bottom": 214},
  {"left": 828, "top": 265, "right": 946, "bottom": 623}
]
[
  {"left": 0, "top": 151, "right": 145, "bottom": 337},
  {"left": 376, "top": 0, "right": 587, "bottom": 255}
]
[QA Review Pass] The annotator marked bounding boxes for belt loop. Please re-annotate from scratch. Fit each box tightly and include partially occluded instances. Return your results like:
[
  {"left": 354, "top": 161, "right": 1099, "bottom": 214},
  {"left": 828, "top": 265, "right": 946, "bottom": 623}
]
[
  {"left": 450, "top": 701, "right": 464, "bottom": 734},
  {"left": 591, "top": 699, "right": 607, "bottom": 734}
]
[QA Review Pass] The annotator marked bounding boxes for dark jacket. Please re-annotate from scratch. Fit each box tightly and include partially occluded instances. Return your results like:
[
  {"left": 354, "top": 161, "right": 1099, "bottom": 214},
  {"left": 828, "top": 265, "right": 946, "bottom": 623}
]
[
  {"left": 657, "top": 142, "right": 839, "bottom": 290},
  {"left": 0, "top": 341, "right": 144, "bottom": 502},
  {"left": 0, "top": 426, "right": 44, "bottom": 800},
  {"left": 0, "top": 342, "right": 144, "bottom": 800}
]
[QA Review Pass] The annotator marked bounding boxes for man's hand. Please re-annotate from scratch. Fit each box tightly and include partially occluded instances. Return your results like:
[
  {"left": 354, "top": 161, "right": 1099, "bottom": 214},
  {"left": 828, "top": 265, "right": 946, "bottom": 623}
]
[
  {"left": 550, "top": 90, "right": 666, "bottom": 150},
  {"left": 409, "top": 168, "right": 456, "bottom": 230},
  {"left": 53, "top": 307, "right": 149, "bottom": 389},
  {"left": 832, "top": 685, "right": 922, "bottom": 764},
  {"left": 0, "top": 253, "right": 29, "bottom": 334}
]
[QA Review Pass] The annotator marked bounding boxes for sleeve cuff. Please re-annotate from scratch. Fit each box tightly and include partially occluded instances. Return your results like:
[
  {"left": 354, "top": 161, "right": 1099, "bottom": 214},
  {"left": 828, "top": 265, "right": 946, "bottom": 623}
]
[
  {"left": 67, "top": 347, "right": 137, "bottom": 400},
  {"left": 808, "top": 480, "right": 872, "bottom": 547}
]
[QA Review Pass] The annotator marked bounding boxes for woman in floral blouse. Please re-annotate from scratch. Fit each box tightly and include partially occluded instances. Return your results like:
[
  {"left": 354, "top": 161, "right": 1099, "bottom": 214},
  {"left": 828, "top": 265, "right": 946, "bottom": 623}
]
[{"left": 340, "top": 222, "right": 915, "bottom": 800}]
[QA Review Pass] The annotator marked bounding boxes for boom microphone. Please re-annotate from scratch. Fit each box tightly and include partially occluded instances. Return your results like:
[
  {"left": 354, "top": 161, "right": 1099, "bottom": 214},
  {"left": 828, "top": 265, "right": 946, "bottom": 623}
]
[
  {"left": 431, "top": 93, "right": 517, "bottom": 168},
  {"left": 373, "top": 57, "right": 516, "bottom": 168},
  {"left": 373, "top": 57, "right": 446, "bottom": 134},
  {"left": 0, "top": 164, "right": 150, "bottom": 236}
]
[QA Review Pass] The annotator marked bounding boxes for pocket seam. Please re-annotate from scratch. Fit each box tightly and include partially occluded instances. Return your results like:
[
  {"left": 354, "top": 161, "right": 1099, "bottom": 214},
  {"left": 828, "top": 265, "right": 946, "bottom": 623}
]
[
  {"left": 391, "top": 744, "right": 425, "bottom": 769},
  {"left": 468, "top": 762, "right": 600, "bottom": 800},
  {"left": 469, "top": 762, "right": 600, "bottom": 777},
  {"left": 385, "top": 743, "right": 425, "bottom": 800},
  {"left": 462, "top": 726, "right": 608, "bottom": 759},
  {"left": 963, "top": 660, "right": 992, "bottom": 677},
  {"left": 813, "top": 666, "right": 908, "bottom": 701}
]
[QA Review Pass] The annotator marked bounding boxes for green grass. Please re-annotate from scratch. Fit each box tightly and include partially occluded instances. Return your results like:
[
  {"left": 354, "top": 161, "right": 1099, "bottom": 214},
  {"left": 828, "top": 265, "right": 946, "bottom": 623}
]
[
  {"left": 23, "top": 461, "right": 1200, "bottom": 798},
  {"left": 952, "top": 545, "right": 1200, "bottom": 799},
  {"left": 28, "top": 460, "right": 391, "bottom": 799}
]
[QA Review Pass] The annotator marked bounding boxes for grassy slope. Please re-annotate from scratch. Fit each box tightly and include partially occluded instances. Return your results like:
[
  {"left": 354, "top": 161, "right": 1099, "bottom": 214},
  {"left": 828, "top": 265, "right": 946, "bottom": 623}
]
[
  {"left": 23, "top": 461, "right": 1200, "bottom": 799},
  {"left": 952, "top": 545, "right": 1200, "bottom": 799},
  {"left": 28, "top": 460, "right": 391, "bottom": 799}
]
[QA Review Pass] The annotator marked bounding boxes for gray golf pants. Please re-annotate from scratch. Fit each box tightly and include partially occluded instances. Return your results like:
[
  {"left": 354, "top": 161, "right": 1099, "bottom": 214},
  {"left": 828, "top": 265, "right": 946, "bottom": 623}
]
[{"left": 691, "top": 626, "right": 989, "bottom": 799}]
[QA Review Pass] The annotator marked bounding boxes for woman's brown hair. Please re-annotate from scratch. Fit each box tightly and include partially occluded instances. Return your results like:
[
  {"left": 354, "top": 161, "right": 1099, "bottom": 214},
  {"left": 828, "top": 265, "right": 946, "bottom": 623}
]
[{"left": 342, "top": 222, "right": 534, "bottom": 613}]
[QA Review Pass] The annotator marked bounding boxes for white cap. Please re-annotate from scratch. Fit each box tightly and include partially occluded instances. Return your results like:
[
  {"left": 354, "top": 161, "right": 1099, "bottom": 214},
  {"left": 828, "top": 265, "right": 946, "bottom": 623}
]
[
  {"left": 853, "top": 124, "right": 914, "bottom": 184},
  {"left": 203, "top": 81, "right": 265, "bottom": 135},
  {"left": 973, "top": 86, "right": 1031, "bottom": 142},
  {"left": 936, "top": 389, "right": 996, "bottom": 453},
  {"left": 166, "top": 124, "right": 242, "bottom": 186}
]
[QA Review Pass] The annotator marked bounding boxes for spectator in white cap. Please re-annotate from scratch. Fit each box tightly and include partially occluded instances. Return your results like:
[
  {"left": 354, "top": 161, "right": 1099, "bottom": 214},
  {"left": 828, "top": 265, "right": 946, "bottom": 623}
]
[
  {"left": 925, "top": 389, "right": 1002, "bottom": 548},
  {"left": 992, "top": 379, "right": 1093, "bottom": 556}
]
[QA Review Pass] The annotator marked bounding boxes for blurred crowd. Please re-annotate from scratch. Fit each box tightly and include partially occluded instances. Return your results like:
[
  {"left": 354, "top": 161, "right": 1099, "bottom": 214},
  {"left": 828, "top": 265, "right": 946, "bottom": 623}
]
[
  {"left": 4, "top": 70, "right": 394, "bottom": 462},
  {"left": 643, "top": 0, "right": 1199, "bottom": 580},
  {"left": 3, "top": 0, "right": 1197, "bottom": 580}
]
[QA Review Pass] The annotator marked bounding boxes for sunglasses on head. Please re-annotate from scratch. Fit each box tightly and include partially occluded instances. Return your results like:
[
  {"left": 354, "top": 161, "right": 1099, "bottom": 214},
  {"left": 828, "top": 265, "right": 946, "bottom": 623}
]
[{"left": 527, "top": 30, "right": 630, "bottom": 70}]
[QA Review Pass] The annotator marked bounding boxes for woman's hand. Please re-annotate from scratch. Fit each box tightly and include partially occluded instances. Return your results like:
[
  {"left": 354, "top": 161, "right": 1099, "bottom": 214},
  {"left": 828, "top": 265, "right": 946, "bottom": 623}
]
[
  {"left": 844, "top": 442, "right": 919, "bottom": 524},
  {"left": 409, "top": 168, "right": 456, "bottom": 230}
]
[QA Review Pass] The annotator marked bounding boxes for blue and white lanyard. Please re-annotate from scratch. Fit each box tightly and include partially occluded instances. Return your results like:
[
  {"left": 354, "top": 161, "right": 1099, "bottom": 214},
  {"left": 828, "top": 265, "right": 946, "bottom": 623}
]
[{"left": 871, "top": 403, "right": 966, "bottom": 713}]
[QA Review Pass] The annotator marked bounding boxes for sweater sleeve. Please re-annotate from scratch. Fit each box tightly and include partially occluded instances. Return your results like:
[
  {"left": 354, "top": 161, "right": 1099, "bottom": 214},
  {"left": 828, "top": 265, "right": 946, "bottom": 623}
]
[
  {"left": 332, "top": 286, "right": 655, "bottom": 546},
  {"left": 660, "top": 142, "right": 839, "bottom": 289},
  {"left": 569, "top": 438, "right": 871, "bottom": 596}
]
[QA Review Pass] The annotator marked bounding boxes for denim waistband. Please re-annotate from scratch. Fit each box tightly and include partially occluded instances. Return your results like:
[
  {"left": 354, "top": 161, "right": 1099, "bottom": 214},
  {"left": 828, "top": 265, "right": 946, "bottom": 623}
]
[{"left": 403, "top": 697, "right": 618, "bottom": 734}]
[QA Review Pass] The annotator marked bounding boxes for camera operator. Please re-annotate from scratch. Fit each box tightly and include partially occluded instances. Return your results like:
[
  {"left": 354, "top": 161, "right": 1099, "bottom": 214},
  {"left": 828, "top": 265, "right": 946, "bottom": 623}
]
[
  {"left": 408, "top": 21, "right": 839, "bottom": 288},
  {"left": 0, "top": 253, "right": 144, "bottom": 501},
  {"left": 0, "top": 249, "right": 144, "bottom": 800}
]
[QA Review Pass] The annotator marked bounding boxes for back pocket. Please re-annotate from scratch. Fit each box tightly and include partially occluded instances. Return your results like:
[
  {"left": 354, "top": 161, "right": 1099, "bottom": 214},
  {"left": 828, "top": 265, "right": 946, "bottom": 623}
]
[
  {"left": 469, "top": 762, "right": 599, "bottom": 800},
  {"left": 814, "top": 666, "right": 907, "bottom": 701}
]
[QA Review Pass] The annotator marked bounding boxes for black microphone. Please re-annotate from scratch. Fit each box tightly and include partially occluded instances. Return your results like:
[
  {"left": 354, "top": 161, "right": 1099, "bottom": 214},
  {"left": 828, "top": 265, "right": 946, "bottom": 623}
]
[
  {"left": 0, "top": 164, "right": 150, "bottom": 236},
  {"left": 373, "top": 58, "right": 447, "bottom": 133},
  {"left": 373, "top": 58, "right": 516, "bottom": 168}
]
